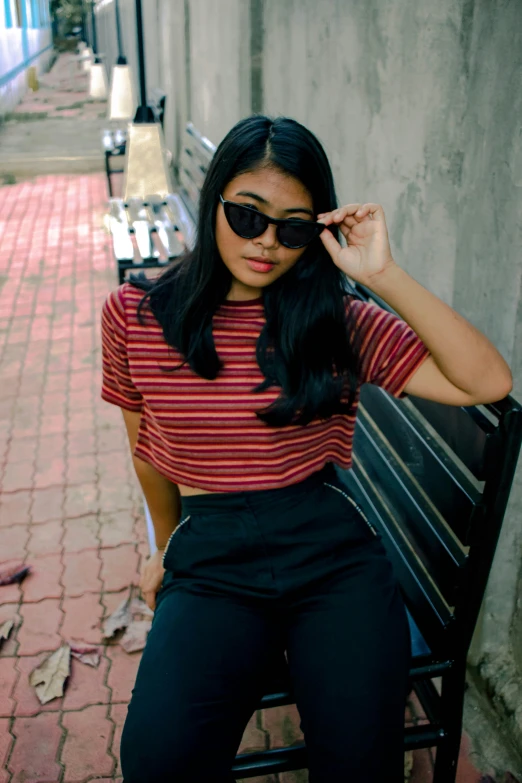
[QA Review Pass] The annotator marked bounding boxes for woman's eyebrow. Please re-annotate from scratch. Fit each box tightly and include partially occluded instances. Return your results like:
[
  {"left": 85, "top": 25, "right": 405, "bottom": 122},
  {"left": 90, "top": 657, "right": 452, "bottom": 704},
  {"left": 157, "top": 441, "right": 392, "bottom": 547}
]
[{"left": 234, "top": 191, "right": 314, "bottom": 217}]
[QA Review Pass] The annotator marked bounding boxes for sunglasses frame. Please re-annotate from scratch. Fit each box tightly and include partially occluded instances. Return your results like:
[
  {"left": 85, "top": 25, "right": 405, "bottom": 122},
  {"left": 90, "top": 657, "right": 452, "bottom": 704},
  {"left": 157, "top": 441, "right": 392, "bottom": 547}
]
[{"left": 219, "top": 195, "right": 325, "bottom": 249}]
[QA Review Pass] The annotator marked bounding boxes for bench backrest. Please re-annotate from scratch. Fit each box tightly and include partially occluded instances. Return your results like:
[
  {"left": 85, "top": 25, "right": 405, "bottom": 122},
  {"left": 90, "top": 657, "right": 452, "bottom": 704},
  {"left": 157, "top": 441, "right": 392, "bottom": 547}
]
[
  {"left": 176, "top": 123, "right": 216, "bottom": 230},
  {"left": 340, "top": 284, "right": 522, "bottom": 663}
]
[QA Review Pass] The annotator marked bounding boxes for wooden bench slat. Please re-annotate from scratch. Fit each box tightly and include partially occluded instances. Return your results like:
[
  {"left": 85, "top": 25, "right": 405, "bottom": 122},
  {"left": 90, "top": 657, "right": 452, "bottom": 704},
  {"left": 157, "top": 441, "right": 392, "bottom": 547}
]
[
  {"left": 360, "top": 384, "right": 482, "bottom": 545},
  {"left": 102, "top": 129, "right": 115, "bottom": 152},
  {"left": 354, "top": 407, "right": 467, "bottom": 605},
  {"left": 180, "top": 145, "right": 208, "bottom": 191},
  {"left": 232, "top": 723, "right": 447, "bottom": 777},
  {"left": 127, "top": 198, "right": 158, "bottom": 261},
  {"left": 108, "top": 199, "right": 134, "bottom": 262},
  {"left": 186, "top": 121, "right": 216, "bottom": 159},
  {"left": 408, "top": 396, "right": 495, "bottom": 480},
  {"left": 340, "top": 459, "right": 455, "bottom": 658},
  {"left": 179, "top": 167, "right": 203, "bottom": 212},
  {"left": 165, "top": 193, "right": 197, "bottom": 249},
  {"left": 147, "top": 194, "right": 184, "bottom": 259}
]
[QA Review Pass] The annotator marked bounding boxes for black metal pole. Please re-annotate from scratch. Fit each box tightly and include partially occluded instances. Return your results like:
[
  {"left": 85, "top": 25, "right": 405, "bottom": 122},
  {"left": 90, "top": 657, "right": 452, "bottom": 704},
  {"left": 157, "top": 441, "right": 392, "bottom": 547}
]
[
  {"left": 133, "top": 0, "right": 155, "bottom": 122},
  {"left": 80, "top": 0, "right": 87, "bottom": 45},
  {"left": 114, "top": 0, "right": 127, "bottom": 65},
  {"left": 90, "top": 1, "right": 97, "bottom": 54}
]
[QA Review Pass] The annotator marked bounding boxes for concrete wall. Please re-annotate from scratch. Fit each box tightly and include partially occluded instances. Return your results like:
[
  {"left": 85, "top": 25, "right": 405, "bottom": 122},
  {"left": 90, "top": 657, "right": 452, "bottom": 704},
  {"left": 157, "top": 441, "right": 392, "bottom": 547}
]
[
  {"left": 96, "top": 0, "right": 251, "bottom": 158},
  {"left": 94, "top": 0, "right": 522, "bottom": 766},
  {"left": 0, "top": 0, "right": 53, "bottom": 117}
]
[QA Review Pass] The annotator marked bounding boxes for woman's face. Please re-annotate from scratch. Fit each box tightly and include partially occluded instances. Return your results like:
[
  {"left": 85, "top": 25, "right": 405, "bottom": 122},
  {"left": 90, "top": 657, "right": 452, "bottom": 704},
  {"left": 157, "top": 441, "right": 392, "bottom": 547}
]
[{"left": 215, "top": 167, "right": 315, "bottom": 301}]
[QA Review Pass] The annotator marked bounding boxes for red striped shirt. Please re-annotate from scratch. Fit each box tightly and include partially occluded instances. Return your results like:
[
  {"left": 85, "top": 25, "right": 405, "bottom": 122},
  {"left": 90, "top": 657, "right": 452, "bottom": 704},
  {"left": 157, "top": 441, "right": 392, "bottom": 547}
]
[{"left": 100, "top": 282, "right": 430, "bottom": 491}]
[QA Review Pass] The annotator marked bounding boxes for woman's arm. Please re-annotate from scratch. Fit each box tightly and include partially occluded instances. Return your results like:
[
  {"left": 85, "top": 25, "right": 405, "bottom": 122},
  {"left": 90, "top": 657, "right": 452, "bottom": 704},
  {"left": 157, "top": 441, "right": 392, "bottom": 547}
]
[
  {"left": 319, "top": 202, "right": 513, "bottom": 406},
  {"left": 120, "top": 408, "right": 181, "bottom": 550},
  {"left": 368, "top": 264, "right": 513, "bottom": 405}
]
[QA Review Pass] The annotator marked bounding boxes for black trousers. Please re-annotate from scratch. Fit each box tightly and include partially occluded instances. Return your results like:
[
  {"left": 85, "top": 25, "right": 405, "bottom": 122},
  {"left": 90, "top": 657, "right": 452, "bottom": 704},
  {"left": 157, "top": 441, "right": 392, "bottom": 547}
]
[{"left": 121, "top": 464, "right": 411, "bottom": 783}]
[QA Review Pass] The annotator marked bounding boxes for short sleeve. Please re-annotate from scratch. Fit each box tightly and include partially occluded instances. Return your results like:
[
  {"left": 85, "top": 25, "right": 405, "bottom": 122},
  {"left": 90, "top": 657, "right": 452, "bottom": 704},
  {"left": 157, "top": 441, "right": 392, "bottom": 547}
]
[
  {"left": 100, "top": 287, "right": 144, "bottom": 412},
  {"left": 346, "top": 296, "right": 431, "bottom": 399}
]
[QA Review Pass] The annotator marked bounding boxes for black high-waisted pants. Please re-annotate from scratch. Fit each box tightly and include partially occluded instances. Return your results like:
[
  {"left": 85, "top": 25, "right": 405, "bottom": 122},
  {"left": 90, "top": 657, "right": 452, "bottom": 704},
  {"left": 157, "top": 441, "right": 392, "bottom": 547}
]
[{"left": 120, "top": 464, "right": 411, "bottom": 783}]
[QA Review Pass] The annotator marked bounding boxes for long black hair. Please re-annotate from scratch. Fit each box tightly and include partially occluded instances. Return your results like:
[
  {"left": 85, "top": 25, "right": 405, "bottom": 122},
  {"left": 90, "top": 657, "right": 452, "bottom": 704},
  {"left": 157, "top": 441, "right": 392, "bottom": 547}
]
[{"left": 129, "top": 115, "right": 361, "bottom": 426}]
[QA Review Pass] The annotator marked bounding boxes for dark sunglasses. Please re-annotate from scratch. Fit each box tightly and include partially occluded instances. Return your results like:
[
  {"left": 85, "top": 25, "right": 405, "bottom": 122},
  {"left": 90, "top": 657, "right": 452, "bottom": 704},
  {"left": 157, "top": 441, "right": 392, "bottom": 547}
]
[{"left": 219, "top": 195, "right": 326, "bottom": 249}]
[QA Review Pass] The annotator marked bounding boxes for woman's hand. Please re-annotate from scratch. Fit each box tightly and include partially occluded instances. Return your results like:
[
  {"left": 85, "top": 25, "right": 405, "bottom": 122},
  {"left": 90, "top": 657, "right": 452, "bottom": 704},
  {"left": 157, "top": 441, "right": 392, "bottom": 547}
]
[
  {"left": 318, "top": 203, "right": 397, "bottom": 287},
  {"left": 139, "top": 550, "right": 166, "bottom": 611}
]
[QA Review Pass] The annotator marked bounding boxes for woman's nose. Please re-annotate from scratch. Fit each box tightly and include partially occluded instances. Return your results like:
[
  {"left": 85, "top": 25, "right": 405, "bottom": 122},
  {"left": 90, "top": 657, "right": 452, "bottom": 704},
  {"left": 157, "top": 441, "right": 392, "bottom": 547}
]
[{"left": 255, "top": 223, "right": 279, "bottom": 248}]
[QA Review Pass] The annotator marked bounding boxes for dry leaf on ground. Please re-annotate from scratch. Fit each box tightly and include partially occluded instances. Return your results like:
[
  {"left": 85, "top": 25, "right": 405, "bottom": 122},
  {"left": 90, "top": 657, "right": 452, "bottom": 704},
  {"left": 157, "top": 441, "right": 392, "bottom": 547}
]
[
  {"left": 120, "top": 620, "right": 152, "bottom": 653},
  {"left": 0, "top": 563, "right": 31, "bottom": 586},
  {"left": 0, "top": 620, "right": 14, "bottom": 647},
  {"left": 131, "top": 598, "right": 154, "bottom": 619},
  {"left": 103, "top": 594, "right": 132, "bottom": 639},
  {"left": 70, "top": 643, "right": 102, "bottom": 667},
  {"left": 29, "top": 645, "right": 71, "bottom": 704}
]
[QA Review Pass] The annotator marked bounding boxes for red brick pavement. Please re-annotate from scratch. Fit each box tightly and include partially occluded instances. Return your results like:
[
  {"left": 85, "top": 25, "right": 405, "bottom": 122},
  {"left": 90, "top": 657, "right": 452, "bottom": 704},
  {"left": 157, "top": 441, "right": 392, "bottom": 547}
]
[
  {"left": 0, "top": 171, "right": 500, "bottom": 781},
  {"left": 0, "top": 172, "right": 147, "bottom": 782}
]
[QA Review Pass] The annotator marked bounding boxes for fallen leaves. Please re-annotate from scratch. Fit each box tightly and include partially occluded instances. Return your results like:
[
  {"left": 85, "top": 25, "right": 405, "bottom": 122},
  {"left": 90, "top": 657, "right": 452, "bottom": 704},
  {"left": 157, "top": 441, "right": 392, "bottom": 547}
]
[
  {"left": 103, "top": 595, "right": 132, "bottom": 639},
  {"left": 25, "top": 585, "right": 153, "bottom": 705},
  {"left": 70, "top": 643, "right": 102, "bottom": 668},
  {"left": 30, "top": 645, "right": 71, "bottom": 705},
  {"left": 131, "top": 597, "right": 154, "bottom": 619},
  {"left": 0, "top": 563, "right": 31, "bottom": 586},
  {"left": 103, "top": 589, "right": 152, "bottom": 653},
  {"left": 120, "top": 620, "right": 152, "bottom": 653},
  {"left": 0, "top": 619, "right": 14, "bottom": 647}
]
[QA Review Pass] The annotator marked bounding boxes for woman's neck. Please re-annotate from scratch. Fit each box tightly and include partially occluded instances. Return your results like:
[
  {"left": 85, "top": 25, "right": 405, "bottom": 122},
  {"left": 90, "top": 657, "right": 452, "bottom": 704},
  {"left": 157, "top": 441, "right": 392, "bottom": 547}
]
[{"left": 226, "top": 280, "right": 263, "bottom": 301}]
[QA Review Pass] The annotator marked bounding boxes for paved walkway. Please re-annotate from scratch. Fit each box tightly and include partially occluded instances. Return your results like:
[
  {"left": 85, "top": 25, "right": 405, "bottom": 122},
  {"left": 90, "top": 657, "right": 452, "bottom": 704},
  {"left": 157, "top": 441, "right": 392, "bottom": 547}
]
[
  {"left": 0, "top": 52, "right": 510, "bottom": 783},
  {"left": 0, "top": 52, "right": 107, "bottom": 181}
]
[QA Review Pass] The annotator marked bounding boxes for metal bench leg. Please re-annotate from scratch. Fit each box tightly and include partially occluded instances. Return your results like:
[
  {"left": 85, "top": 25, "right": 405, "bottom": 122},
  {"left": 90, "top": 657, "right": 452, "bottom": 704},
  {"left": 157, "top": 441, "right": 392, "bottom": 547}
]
[
  {"left": 105, "top": 151, "right": 113, "bottom": 198},
  {"left": 432, "top": 665, "right": 466, "bottom": 783}
]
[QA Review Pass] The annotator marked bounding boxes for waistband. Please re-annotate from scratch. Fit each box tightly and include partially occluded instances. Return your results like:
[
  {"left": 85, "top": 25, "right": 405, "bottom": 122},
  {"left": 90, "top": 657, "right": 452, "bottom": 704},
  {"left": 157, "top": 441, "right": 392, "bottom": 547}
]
[{"left": 180, "top": 462, "right": 339, "bottom": 516}]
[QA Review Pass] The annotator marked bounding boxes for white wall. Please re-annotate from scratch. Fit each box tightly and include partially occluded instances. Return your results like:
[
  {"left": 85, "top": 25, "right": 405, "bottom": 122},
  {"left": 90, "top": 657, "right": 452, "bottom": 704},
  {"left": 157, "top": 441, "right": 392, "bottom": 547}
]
[{"left": 0, "top": 0, "right": 53, "bottom": 117}]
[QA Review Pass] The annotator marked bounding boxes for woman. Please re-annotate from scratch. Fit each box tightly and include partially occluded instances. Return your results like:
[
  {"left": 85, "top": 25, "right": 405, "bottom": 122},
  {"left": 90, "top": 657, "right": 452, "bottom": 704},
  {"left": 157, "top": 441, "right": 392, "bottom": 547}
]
[{"left": 100, "top": 115, "right": 512, "bottom": 782}]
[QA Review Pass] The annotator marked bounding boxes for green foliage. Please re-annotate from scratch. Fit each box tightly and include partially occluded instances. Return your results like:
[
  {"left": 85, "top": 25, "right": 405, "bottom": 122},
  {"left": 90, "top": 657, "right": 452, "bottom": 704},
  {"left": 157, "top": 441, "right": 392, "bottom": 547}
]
[{"left": 50, "top": 0, "right": 92, "bottom": 25}]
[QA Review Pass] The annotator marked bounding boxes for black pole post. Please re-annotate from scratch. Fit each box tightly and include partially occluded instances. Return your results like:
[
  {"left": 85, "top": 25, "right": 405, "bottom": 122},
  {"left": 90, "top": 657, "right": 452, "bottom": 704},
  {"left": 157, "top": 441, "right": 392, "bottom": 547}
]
[
  {"left": 114, "top": 0, "right": 127, "bottom": 65},
  {"left": 90, "top": 2, "right": 97, "bottom": 53},
  {"left": 80, "top": 0, "right": 87, "bottom": 45},
  {"left": 133, "top": 0, "right": 155, "bottom": 122},
  {"left": 90, "top": 1, "right": 102, "bottom": 64}
]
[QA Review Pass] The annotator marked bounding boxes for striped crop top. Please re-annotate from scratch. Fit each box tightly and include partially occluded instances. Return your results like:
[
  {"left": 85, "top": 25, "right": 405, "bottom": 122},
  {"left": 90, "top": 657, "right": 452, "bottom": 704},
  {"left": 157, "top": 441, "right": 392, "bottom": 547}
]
[{"left": 100, "top": 282, "right": 430, "bottom": 491}]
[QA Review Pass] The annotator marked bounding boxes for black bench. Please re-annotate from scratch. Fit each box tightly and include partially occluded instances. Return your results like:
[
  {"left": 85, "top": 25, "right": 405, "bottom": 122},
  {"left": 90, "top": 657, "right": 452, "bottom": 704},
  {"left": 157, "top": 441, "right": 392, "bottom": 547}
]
[
  {"left": 102, "top": 87, "right": 167, "bottom": 198},
  {"left": 136, "top": 124, "right": 522, "bottom": 781},
  {"left": 165, "top": 122, "right": 216, "bottom": 249},
  {"left": 231, "top": 285, "right": 522, "bottom": 782},
  {"left": 107, "top": 122, "right": 214, "bottom": 285}
]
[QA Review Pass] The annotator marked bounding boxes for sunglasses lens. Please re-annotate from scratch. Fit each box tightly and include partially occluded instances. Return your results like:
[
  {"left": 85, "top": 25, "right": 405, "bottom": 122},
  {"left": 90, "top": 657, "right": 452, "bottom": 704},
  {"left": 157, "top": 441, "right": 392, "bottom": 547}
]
[
  {"left": 225, "top": 203, "right": 267, "bottom": 239},
  {"left": 222, "top": 199, "right": 323, "bottom": 249},
  {"left": 279, "top": 221, "right": 322, "bottom": 249}
]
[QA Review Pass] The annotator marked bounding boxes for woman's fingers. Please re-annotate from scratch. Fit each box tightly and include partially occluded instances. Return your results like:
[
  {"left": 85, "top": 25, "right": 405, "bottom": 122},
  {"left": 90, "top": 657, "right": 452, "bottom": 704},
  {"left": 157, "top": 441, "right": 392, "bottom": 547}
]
[
  {"left": 355, "top": 203, "right": 384, "bottom": 221},
  {"left": 319, "top": 225, "right": 342, "bottom": 259},
  {"left": 338, "top": 223, "right": 351, "bottom": 242},
  {"left": 144, "top": 589, "right": 156, "bottom": 611},
  {"left": 318, "top": 204, "right": 361, "bottom": 223},
  {"left": 319, "top": 203, "right": 383, "bottom": 224}
]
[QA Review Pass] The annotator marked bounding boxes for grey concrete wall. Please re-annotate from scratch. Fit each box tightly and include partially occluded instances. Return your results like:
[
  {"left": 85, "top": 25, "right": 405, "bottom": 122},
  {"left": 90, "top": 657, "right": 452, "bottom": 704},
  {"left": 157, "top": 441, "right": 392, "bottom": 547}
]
[
  {"left": 187, "top": 0, "right": 251, "bottom": 143},
  {"left": 94, "top": 0, "right": 522, "bottom": 765}
]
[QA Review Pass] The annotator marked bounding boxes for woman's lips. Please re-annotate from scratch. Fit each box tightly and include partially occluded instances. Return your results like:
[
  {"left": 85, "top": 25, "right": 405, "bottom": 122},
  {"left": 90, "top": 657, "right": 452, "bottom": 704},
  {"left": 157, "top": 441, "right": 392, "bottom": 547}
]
[{"left": 246, "top": 258, "right": 276, "bottom": 273}]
